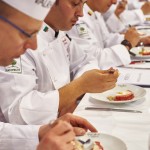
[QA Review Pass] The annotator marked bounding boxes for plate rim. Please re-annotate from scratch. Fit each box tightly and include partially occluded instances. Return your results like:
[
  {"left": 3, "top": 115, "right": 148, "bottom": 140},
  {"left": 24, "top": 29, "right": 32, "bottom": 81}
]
[
  {"left": 76, "top": 132, "right": 127, "bottom": 150},
  {"left": 130, "top": 46, "right": 150, "bottom": 58},
  {"left": 90, "top": 84, "right": 146, "bottom": 104}
]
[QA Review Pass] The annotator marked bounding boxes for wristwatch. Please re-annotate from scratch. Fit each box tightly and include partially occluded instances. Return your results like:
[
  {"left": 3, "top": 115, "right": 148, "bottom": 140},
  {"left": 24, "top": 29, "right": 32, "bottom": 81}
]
[{"left": 121, "top": 39, "right": 132, "bottom": 50}]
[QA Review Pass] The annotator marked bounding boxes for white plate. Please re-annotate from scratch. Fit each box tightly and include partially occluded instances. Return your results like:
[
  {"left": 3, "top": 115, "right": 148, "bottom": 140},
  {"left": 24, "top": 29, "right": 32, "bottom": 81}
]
[
  {"left": 130, "top": 47, "right": 150, "bottom": 59},
  {"left": 76, "top": 133, "right": 127, "bottom": 150},
  {"left": 137, "top": 28, "right": 150, "bottom": 37},
  {"left": 90, "top": 84, "right": 146, "bottom": 104}
]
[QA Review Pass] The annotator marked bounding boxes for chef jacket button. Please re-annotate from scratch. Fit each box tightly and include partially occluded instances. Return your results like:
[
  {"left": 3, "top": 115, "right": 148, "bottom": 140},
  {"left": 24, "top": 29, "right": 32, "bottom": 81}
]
[{"left": 43, "top": 51, "right": 47, "bottom": 56}]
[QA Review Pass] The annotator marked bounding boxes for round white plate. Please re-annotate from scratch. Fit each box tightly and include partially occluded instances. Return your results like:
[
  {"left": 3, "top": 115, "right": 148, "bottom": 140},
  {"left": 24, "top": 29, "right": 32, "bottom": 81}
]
[
  {"left": 137, "top": 28, "right": 150, "bottom": 37},
  {"left": 76, "top": 133, "right": 127, "bottom": 150},
  {"left": 90, "top": 84, "right": 146, "bottom": 104},
  {"left": 130, "top": 47, "right": 150, "bottom": 59}
]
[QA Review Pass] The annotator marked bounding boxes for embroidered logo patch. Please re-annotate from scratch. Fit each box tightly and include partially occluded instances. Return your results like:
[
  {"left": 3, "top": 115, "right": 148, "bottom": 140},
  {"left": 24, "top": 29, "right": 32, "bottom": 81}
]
[
  {"left": 76, "top": 23, "right": 89, "bottom": 38},
  {"left": 5, "top": 58, "right": 22, "bottom": 74},
  {"left": 43, "top": 26, "right": 49, "bottom": 32},
  {"left": 88, "top": 10, "right": 93, "bottom": 16},
  {"left": 35, "top": 0, "right": 54, "bottom": 7}
]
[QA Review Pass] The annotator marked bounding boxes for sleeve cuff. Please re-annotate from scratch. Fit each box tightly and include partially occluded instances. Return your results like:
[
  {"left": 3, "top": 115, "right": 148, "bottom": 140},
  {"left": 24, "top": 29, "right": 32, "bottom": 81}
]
[{"left": 19, "top": 90, "right": 59, "bottom": 125}]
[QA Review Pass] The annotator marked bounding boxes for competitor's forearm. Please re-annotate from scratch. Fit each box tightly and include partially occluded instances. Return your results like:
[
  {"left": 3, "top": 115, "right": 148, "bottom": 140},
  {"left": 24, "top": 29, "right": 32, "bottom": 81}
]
[{"left": 58, "top": 77, "right": 85, "bottom": 112}]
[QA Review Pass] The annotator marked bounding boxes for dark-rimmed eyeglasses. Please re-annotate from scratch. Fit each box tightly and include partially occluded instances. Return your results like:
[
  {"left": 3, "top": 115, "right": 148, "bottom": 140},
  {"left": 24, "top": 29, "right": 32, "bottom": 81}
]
[{"left": 0, "top": 16, "right": 33, "bottom": 38}]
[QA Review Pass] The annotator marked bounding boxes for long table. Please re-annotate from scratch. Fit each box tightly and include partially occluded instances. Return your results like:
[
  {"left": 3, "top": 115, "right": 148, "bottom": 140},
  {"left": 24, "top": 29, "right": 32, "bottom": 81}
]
[{"left": 74, "top": 88, "right": 150, "bottom": 150}]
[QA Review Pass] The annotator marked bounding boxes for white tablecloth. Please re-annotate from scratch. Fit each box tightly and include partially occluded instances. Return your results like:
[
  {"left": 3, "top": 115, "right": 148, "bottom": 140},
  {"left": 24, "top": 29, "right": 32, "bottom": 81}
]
[{"left": 74, "top": 88, "right": 150, "bottom": 150}]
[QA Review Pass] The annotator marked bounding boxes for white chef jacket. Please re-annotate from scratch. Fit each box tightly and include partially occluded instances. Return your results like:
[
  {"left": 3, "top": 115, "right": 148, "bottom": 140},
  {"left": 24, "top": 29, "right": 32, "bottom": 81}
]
[
  {"left": 0, "top": 121, "right": 39, "bottom": 150},
  {"left": 67, "top": 4, "right": 131, "bottom": 69},
  {"left": 0, "top": 23, "right": 99, "bottom": 125},
  {"left": 128, "top": 0, "right": 145, "bottom": 10},
  {"left": 104, "top": 3, "right": 145, "bottom": 33}
]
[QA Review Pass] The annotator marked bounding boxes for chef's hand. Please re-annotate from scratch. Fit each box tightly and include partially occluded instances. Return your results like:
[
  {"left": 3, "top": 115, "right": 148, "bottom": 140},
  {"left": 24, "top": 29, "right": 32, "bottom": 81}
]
[
  {"left": 139, "top": 36, "right": 150, "bottom": 46},
  {"left": 125, "top": 27, "right": 140, "bottom": 47},
  {"left": 115, "top": 0, "right": 127, "bottom": 18},
  {"left": 141, "top": 2, "right": 150, "bottom": 15},
  {"left": 78, "top": 69, "right": 119, "bottom": 94},
  {"left": 38, "top": 120, "right": 75, "bottom": 150},
  {"left": 58, "top": 113, "right": 97, "bottom": 136}
]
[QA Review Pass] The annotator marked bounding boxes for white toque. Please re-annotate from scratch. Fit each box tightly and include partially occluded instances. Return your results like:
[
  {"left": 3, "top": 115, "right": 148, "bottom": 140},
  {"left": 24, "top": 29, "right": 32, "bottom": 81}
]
[{"left": 2, "top": 0, "right": 55, "bottom": 20}]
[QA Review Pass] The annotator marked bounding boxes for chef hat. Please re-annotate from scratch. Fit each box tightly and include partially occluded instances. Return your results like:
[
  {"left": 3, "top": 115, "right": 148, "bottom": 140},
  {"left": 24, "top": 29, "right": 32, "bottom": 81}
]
[{"left": 2, "top": 0, "right": 55, "bottom": 20}]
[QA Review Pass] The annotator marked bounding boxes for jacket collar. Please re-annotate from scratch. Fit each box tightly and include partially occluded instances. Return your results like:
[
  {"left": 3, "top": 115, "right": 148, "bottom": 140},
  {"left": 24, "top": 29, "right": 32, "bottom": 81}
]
[
  {"left": 39, "top": 22, "right": 59, "bottom": 43},
  {"left": 83, "top": 3, "right": 97, "bottom": 20}
]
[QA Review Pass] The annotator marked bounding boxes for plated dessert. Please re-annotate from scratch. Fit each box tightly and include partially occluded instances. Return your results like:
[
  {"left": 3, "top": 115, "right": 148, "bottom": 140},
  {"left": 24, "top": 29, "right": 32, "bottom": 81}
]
[
  {"left": 74, "top": 133, "right": 127, "bottom": 150},
  {"left": 107, "top": 90, "right": 134, "bottom": 101},
  {"left": 74, "top": 139, "right": 103, "bottom": 150},
  {"left": 139, "top": 49, "right": 150, "bottom": 55}
]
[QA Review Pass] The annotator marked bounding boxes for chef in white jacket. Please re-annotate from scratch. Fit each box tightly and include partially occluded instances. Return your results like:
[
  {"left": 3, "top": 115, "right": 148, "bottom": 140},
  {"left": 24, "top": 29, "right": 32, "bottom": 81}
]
[
  {"left": 0, "top": 0, "right": 97, "bottom": 150},
  {"left": 0, "top": 0, "right": 119, "bottom": 125},
  {"left": 128, "top": 0, "right": 149, "bottom": 10},
  {"left": 104, "top": 0, "right": 150, "bottom": 33},
  {"left": 67, "top": 0, "right": 140, "bottom": 69}
]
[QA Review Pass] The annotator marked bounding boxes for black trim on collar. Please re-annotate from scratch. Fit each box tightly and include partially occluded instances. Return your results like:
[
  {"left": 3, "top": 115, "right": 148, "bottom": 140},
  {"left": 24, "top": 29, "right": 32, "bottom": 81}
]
[
  {"left": 66, "top": 34, "right": 72, "bottom": 41},
  {"left": 55, "top": 31, "right": 59, "bottom": 38}
]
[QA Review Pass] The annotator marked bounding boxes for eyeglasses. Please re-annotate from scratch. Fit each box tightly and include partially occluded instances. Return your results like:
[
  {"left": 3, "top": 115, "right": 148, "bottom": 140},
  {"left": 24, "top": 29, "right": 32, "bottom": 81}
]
[{"left": 0, "top": 16, "right": 33, "bottom": 38}]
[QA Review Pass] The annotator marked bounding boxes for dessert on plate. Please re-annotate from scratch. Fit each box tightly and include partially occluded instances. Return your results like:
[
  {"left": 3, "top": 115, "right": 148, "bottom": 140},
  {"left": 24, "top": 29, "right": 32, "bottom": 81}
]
[
  {"left": 139, "top": 49, "right": 150, "bottom": 55},
  {"left": 74, "top": 138, "right": 103, "bottom": 150},
  {"left": 107, "top": 90, "right": 134, "bottom": 101}
]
